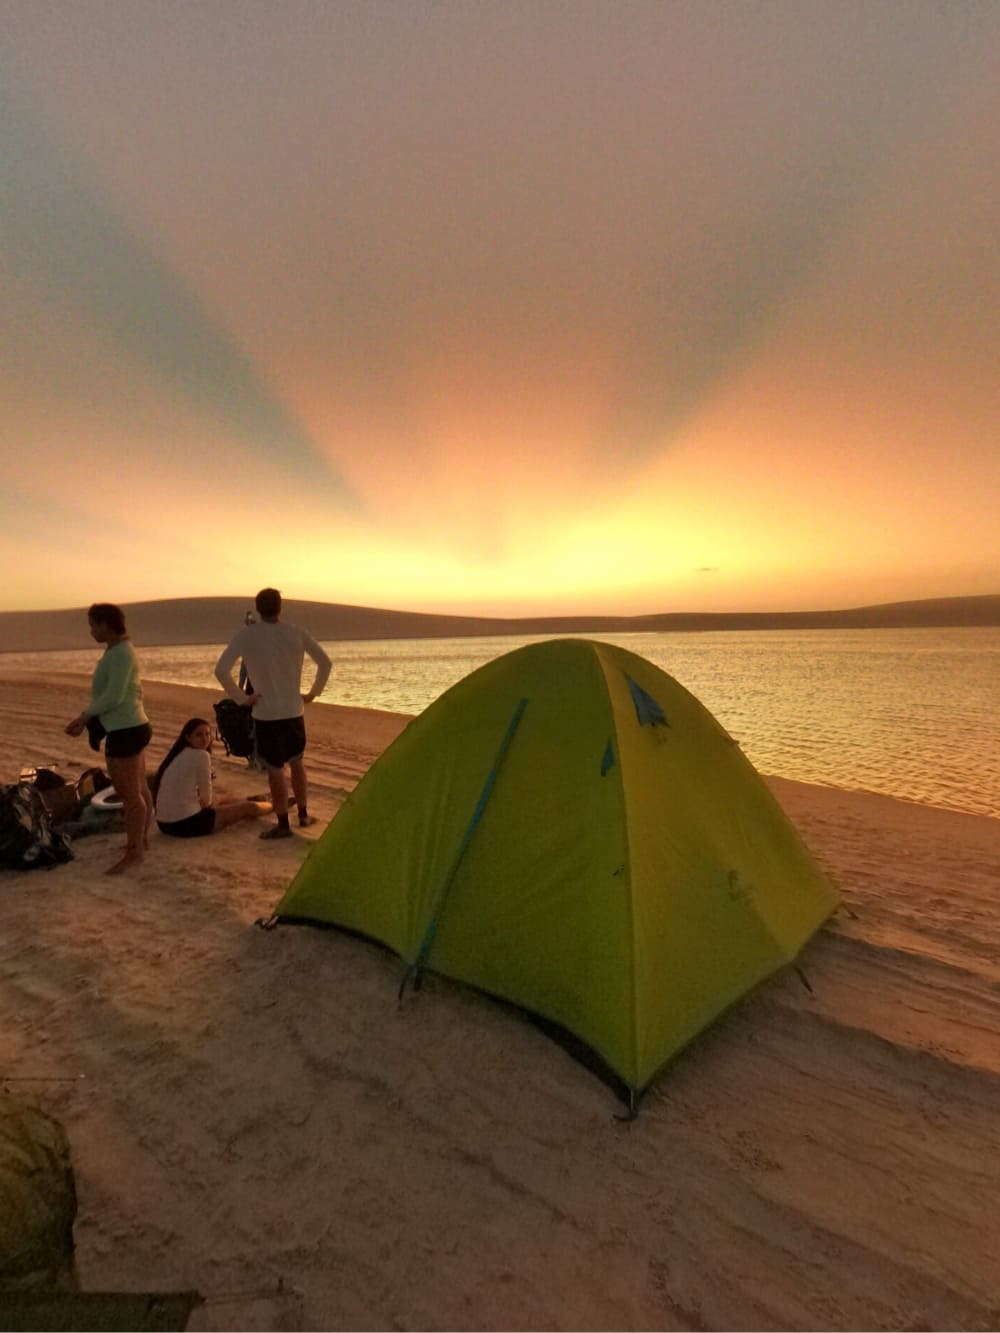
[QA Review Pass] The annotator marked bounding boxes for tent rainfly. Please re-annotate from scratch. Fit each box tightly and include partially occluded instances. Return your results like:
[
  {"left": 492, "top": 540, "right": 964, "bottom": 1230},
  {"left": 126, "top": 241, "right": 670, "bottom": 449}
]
[{"left": 272, "top": 638, "right": 838, "bottom": 1106}]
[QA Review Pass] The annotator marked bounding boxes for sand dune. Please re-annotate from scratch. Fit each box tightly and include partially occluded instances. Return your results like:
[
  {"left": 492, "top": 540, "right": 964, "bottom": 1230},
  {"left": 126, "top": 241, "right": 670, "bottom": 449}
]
[
  {"left": 1, "top": 674, "right": 999, "bottom": 1330},
  {"left": 2, "top": 594, "right": 999, "bottom": 653}
]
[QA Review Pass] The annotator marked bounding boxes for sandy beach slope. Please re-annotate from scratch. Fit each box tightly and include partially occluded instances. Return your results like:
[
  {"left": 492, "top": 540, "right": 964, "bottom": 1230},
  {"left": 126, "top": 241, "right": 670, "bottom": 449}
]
[{"left": 1, "top": 674, "right": 998, "bottom": 1331}]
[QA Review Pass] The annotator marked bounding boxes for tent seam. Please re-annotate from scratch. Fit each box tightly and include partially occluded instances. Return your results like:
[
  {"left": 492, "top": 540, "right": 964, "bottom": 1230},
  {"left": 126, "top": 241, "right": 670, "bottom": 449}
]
[{"left": 594, "top": 642, "right": 639, "bottom": 1093}]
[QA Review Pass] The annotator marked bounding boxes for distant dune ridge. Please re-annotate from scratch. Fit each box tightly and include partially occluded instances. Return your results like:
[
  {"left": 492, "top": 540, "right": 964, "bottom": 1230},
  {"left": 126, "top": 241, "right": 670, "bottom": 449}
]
[{"left": 1, "top": 593, "right": 998, "bottom": 653}]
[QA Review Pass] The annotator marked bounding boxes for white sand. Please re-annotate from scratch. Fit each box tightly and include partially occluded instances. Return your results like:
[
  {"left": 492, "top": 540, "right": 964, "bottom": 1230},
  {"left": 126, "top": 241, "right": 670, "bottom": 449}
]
[{"left": 1, "top": 674, "right": 998, "bottom": 1331}]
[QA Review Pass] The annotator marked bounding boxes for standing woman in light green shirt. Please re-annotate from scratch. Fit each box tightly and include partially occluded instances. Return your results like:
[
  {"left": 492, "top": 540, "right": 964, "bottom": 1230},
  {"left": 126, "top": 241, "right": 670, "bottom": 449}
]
[{"left": 65, "top": 603, "right": 153, "bottom": 875}]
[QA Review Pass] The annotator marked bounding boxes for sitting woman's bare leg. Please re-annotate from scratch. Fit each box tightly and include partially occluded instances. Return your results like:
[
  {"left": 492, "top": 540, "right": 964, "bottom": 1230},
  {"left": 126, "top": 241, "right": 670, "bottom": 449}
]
[{"left": 212, "top": 799, "right": 272, "bottom": 831}]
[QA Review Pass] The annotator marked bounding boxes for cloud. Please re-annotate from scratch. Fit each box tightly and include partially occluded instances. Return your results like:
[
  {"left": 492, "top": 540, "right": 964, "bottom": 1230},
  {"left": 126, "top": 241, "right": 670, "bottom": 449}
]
[{"left": 0, "top": 73, "right": 359, "bottom": 511}]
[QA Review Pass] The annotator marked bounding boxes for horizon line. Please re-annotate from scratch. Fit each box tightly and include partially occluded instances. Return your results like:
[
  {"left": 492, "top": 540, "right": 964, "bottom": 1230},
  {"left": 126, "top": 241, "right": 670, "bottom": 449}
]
[{"left": 4, "top": 590, "right": 999, "bottom": 621}]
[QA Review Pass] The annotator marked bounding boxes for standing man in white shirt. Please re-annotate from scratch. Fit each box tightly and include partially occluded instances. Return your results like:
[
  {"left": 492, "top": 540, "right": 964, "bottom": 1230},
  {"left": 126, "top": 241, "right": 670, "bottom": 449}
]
[{"left": 214, "top": 588, "right": 332, "bottom": 839}]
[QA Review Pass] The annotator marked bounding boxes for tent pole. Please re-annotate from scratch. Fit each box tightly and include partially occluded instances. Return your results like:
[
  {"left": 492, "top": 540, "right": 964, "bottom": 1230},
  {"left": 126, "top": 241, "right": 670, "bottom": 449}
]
[{"left": 400, "top": 698, "right": 529, "bottom": 998}]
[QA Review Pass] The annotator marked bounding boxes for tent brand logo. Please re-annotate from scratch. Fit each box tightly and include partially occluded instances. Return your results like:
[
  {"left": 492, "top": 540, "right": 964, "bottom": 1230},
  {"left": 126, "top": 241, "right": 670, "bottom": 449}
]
[{"left": 272, "top": 638, "right": 839, "bottom": 1106}]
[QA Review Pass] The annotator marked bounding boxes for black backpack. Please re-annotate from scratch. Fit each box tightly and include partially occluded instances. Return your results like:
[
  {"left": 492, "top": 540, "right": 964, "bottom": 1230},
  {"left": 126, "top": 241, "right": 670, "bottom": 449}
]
[
  {"left": 0, "top": 785, "right": 74, "bottom": 871},
  {"left": 213, "top": 698, "right": 256, "bottom": 760}
]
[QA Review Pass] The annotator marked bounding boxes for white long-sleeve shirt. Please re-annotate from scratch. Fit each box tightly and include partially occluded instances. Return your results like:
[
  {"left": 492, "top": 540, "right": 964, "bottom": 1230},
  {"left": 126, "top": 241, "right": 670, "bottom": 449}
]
[
  {"left": 214, "top": 620, "right": 332, "bottom": 721},
  {"left": 156, "top": 748, "right": 212, "bottom": 823}
]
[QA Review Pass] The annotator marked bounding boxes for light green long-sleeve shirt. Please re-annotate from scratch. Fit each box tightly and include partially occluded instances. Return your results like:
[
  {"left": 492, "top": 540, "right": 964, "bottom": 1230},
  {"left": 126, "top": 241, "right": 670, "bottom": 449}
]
[{"left": 84, "top": 640, "right": 148, "bottom": 731}]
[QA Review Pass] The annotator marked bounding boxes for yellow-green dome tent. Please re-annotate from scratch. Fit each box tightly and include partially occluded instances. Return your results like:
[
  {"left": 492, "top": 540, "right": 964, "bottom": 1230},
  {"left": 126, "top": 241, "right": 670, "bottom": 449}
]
[{"left": 275, "top": 639, "right": 838, "bottom": 1104}]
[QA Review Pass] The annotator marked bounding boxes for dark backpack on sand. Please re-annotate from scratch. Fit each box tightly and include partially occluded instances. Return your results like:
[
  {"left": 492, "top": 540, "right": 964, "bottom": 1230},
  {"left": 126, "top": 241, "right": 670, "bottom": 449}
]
[
  {"left": 0, "top": 785, "right": 74, "bottom": 871},
  {"left": 213, "top": 698, "right": 256, "bottom": 760}
]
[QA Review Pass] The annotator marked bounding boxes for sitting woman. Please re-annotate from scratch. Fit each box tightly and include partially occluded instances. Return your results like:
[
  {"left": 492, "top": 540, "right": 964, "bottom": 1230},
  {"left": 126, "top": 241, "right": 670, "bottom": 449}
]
[{"left": 154, "top": 718, "right": 271, "bottom": 838}]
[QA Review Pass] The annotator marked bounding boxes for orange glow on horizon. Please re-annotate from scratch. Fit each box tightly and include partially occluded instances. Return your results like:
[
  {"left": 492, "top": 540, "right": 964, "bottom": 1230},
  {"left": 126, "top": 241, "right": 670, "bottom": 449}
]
[{"left": 1, "top": 4, "right": 997, "bottom": 616}]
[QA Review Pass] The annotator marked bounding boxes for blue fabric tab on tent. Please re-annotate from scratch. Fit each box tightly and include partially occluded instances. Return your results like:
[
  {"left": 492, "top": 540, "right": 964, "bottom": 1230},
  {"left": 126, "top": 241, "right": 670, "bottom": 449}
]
[
  {"left": 600, "top": 739, "right": 615, "bottom": 775},
  {"left": 626, "top": 675, "right": 668, "bottom": 727}
]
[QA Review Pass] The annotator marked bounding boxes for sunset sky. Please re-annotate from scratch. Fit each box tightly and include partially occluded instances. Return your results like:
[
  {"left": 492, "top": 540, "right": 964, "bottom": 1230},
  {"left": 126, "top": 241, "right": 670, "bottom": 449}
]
[{"left": 2, "top": 0, "right": 997, "bottom": 617}]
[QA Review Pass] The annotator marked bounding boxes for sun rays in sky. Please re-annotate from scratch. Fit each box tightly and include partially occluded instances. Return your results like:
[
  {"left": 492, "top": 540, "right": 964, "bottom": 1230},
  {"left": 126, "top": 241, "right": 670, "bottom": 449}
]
[{"left": 1, "top": 1, "right": 997, "bottom": 615}]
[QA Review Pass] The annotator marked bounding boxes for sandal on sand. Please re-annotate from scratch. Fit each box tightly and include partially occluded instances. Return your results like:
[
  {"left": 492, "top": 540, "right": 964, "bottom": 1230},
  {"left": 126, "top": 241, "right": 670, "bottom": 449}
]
[{"left": 259, "top": 825, "right": 294, "bottom": 840}]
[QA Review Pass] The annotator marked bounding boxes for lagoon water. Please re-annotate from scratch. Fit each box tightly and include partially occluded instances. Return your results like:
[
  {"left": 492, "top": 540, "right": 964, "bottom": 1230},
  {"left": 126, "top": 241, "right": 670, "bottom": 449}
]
[{"left": 7, "top": 627, "right": 998, "bottom": 819}]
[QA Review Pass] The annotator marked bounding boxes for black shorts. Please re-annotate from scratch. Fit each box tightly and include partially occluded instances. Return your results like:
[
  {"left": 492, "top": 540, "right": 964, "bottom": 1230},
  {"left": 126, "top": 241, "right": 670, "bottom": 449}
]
[
  {"left": 105, "top": 722, "right": 153, "bottom": 759},
  {"left": 254, "top": 716, "right": 306, "bottom": 769},
  {"left": 157, "top": 807, "right": 216, "bottom": 838}
]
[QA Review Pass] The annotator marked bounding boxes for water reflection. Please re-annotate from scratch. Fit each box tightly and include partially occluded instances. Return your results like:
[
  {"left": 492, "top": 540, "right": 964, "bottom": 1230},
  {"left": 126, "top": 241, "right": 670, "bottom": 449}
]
[{"left": 4, "top": 628, "right": 997, "bottom": 819}]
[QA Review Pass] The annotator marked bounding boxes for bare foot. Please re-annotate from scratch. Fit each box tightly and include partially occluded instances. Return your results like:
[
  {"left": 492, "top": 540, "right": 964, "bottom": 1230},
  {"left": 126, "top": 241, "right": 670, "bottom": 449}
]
[{"left": 106, "top": 852, "right": 143, "bottom": 876}]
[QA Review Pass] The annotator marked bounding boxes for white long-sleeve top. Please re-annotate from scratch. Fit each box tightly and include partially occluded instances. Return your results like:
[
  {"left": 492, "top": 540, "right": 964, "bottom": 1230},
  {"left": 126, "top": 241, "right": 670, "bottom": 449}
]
[
  {"left": 156, "top": 748, "right": 212, "bottom": 823},
  {"left": 214, "top": 620, "right": 332, "bottom": 721}
]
